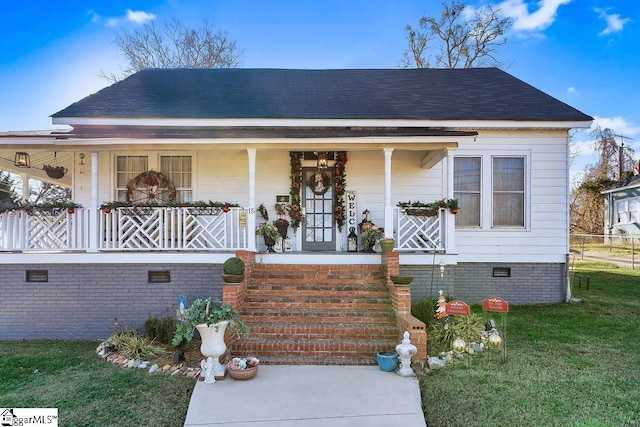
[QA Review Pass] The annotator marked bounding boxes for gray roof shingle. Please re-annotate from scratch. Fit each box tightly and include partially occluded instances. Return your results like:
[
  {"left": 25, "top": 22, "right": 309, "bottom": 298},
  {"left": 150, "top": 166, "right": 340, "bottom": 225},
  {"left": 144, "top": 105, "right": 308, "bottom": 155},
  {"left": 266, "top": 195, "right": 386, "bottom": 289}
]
[{"left": 52, "top": 68, "right": 592, "bottom": 122}]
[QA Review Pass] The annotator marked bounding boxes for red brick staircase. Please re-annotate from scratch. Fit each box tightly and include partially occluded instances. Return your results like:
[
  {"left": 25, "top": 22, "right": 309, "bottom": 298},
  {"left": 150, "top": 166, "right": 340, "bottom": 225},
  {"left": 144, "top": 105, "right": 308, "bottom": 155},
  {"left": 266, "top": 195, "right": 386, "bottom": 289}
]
[{"left": 231, "top": 263, "right": 401, "bottom": 365}]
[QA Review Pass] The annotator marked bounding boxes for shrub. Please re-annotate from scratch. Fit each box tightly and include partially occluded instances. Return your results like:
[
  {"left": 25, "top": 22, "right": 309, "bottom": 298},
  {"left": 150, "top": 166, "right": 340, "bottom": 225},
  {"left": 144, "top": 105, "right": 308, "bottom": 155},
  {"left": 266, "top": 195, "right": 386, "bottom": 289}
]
[
  {"left": 411, "top": 297, "right": 436, "bottom": 325},
  {"left": 223, "top": 257, "right": 245, "bottom": 275},
  {"left": 108, "top": 328, "right": 169, "bottom": 359},
  {"left": 144, "top": 315, "right": 178, "bottom": 345},
  {"left": 428, "top": 313, "right": 485, "bottom": 354}
]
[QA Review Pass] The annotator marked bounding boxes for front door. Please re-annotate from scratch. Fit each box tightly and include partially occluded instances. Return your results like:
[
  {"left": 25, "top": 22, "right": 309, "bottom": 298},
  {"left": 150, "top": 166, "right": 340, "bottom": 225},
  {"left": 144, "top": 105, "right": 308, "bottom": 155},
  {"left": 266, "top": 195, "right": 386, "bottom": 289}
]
[{"left": 302, "top": 168, "right": 335, "bottom": 251}]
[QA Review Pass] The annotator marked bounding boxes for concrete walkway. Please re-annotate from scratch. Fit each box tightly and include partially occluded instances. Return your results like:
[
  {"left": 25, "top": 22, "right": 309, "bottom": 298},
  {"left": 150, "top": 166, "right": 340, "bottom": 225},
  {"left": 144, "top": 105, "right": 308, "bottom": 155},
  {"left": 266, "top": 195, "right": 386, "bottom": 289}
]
[{"left": 184, "top": 365, "right": 426, "bottom": 427}]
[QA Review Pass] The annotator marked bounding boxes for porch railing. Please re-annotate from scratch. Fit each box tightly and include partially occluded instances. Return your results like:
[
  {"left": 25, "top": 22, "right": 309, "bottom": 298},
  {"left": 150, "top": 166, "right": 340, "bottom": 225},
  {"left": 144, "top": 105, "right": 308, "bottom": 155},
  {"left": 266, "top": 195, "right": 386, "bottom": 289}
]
[
  {"left": 394, "top": 207, "right": 445, "bottom": 252},
  {"left": 1, "top": 206, "right": 445, "bottom": 253},
  {"left": 0, "top": 207, "right": 248, "bottom": 252},
  {"left": 0, "top": 209, "right": 89, "bottom": 251}
]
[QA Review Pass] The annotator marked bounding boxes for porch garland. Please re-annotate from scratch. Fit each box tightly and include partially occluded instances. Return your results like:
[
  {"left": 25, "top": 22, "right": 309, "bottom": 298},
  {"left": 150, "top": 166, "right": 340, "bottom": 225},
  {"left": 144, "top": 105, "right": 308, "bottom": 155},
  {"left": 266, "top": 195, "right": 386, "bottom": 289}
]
[
  {"left": 288, "top": 151, "right": 348, "bottom": 231},
  {"left": 288, "top": 152, "right": 304, "bottom": 230},
  {"left": 333, "top": 151, "right": 348, "bottom": 231}
]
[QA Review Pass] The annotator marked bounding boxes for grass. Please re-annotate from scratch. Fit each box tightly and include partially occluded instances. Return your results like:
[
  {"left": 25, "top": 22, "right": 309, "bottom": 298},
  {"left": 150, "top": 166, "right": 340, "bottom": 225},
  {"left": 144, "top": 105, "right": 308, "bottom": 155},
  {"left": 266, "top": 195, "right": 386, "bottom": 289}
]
[
  {"left": 0, "top": 341, "right": 194, "bottom": 426},
  {"left": 420, "top": 260, "right": 640, "bottom": 427}
]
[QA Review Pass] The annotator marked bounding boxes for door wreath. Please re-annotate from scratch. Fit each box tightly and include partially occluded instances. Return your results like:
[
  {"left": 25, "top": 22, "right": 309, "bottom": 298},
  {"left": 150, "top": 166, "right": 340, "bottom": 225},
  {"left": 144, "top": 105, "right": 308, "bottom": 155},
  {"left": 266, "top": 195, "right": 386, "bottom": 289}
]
[
  {"left": 306, "top": 171, "right": 331, "bottom": 195},
  {"left": 126, "top": 170, "right": 177, "bottom": 203}
]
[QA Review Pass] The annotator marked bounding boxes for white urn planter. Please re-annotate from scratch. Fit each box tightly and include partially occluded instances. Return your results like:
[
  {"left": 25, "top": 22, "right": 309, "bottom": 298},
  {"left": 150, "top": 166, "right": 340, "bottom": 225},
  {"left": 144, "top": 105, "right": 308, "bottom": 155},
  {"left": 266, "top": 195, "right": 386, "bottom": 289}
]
[{"left": 196, "top": 320, "right": 229, "bottom": 379}]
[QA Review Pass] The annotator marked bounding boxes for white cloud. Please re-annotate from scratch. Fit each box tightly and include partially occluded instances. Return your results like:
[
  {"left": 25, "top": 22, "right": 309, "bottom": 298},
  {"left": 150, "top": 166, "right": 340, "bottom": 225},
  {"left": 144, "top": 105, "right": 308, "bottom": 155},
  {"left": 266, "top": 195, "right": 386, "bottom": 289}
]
[
  {"left": 567, "top": 86, "right": 577, "bottom": 94},
  {"left": 497, "top": 0, "right": 572, "bottom": 33},
  {"left": 594, "top": 8, "right": 631, "bottom": 36},
  {"left": 592, "top": 116, "right": 640, "bottom": 139},
  {"left": 126, "top": 10, "right": 157, "bottom": 25},
  {"left": 92, "top": 9, "right": 157, "bottom": 28}
]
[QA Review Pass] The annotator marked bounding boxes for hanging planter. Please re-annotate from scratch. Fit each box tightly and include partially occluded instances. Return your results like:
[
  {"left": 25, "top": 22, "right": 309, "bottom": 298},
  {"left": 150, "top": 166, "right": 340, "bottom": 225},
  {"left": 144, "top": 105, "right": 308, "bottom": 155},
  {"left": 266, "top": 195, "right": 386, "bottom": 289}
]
[{"left": 42, "top": 165, "right": 67, "bottom": 179}]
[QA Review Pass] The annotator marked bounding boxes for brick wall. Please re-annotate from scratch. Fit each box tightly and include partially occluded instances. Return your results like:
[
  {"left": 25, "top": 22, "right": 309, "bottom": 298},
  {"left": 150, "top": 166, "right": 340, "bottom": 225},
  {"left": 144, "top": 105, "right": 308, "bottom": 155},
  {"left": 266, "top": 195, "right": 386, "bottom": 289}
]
[
  {"left": 403, "top": 262, "right": 566, "bottom": 305},
  {"left": 0, "top": 264, "right": 224, "bottom": 340}
]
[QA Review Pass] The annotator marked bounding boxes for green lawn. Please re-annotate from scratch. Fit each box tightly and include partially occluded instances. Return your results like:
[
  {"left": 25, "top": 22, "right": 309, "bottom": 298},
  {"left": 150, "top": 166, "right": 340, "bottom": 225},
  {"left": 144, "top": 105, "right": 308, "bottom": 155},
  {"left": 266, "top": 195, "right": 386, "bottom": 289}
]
[
  {"left": 0, "top": 341, "right": 194, "bottom": 426},
  {"left": 420, "top": 260, "right": 640, "bottom": 427}
]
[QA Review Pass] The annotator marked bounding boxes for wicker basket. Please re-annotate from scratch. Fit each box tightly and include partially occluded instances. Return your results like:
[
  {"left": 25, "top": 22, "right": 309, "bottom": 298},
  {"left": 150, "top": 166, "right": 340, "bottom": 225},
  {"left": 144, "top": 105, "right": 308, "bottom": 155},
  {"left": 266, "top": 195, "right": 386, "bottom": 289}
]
[{"left": 228, "top": 365, "right": 258, "bottom": 380}]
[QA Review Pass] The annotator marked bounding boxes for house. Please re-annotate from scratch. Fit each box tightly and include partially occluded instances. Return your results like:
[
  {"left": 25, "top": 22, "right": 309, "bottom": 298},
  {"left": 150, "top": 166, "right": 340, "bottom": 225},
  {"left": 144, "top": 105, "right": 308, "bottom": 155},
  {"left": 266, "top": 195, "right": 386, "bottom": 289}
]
[
  {"left": 0, "top": 68, "right": 592, "bottom": 355},
  {"left": 602, "top": 162, "right": 640, "bottom": 237}
]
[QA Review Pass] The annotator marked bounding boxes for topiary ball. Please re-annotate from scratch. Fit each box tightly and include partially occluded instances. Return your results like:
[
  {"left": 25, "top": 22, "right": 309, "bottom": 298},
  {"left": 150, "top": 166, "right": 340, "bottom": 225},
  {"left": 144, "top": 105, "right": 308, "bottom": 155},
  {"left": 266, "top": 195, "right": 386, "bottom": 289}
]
[{"left": 223, "top": 257, "right": 245, "bottom": 276}]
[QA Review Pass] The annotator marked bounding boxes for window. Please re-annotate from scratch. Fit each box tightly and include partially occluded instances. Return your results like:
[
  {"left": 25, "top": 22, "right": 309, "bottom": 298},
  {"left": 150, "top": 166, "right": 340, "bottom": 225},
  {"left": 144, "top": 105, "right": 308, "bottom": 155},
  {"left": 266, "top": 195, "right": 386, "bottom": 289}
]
[
  {"left": 116, "top": 156, "right": 148, "bottom": 201},
  {"left": 115, "top": 154, "right": 192, "bottom": 202},
  {"left": 453, "top": 157, "right": 481, "bottom": 227},
  {"left": 615, "top": 198, "right": 639, "bottom": 224},
  {"left": 161, "top": 155, "right": 193, "bottom": 202},
  {"left": 492, "top": 157, "right": 525, "bottom": 227}
]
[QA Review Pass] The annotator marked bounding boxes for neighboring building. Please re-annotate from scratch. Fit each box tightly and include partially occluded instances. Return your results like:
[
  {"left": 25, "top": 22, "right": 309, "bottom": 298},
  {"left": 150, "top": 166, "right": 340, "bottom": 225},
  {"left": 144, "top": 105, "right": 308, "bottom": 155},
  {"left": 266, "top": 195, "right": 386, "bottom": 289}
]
[
  {"left": 602, "top": 163, "right": 640, "bottom": 236},
  {"left": 0, "top": 68, "right": 592, "bottom": 340}
]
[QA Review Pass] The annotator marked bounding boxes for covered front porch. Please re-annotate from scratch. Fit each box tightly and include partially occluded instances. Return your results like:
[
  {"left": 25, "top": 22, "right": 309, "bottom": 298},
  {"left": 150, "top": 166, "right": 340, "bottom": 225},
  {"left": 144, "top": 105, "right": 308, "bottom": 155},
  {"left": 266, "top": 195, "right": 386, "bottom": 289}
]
[{"left": 0, "top": 130, "right": 472, "bottom": 260}]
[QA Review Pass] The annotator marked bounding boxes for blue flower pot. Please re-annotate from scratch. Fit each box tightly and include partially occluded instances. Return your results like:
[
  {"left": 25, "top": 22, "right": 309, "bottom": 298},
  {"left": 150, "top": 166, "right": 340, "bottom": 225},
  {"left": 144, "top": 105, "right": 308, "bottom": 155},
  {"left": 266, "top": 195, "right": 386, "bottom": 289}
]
[{"left": 376, "top": 351, "right": 398, "bottom": 372}]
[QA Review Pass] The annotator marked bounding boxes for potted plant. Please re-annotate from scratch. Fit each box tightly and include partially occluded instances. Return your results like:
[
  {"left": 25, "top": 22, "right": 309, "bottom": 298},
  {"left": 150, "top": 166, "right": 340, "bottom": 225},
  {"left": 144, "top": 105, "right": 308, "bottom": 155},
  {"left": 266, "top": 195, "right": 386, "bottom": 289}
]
[
  {"left": 379, "top": 238, "right": 395, "bottom": 253},
  {"left": 42, "top": 164, "right": 67, "bottom": 179},
  {"left": 172, "top": 297, "right": 249, "bottom": 378},
  {"left": 257, "top": 223, "right": 280, "bottom": 252},
  {"left": 447, "top": 198, "right": 460, "bottom": 214},
  {"left": 360, "top": 225, "right": 383, "bottom": 252},
  {"left": 222, "top": 257, "right": 245, "bottom": 284},
  {"left": 376, "top": 350, "right": 398, "bottom": 372}
]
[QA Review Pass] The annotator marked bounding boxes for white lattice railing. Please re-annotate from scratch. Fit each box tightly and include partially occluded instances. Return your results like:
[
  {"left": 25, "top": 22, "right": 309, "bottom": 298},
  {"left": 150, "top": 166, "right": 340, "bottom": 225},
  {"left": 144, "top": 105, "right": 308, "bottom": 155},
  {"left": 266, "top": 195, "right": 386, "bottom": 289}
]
[
  {"left": 101, "top": 207, "right": 248, "bottom": 251},
  {"left": 0, "top": 207, "right": 248, "bottom": 252},
  {"left": 0, "top": 209, "right": 89, "bottom": 251},
  {"left": 394, "top": 207, "right": 445, "bottom": 252}
]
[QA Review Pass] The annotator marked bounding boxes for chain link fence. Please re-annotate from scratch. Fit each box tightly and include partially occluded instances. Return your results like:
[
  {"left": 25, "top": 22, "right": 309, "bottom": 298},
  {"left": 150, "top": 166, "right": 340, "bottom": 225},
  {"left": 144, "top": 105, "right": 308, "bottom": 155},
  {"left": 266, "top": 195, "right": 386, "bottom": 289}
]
[{"left": 570, "top": 233, "right": 640, "bottom": 269}]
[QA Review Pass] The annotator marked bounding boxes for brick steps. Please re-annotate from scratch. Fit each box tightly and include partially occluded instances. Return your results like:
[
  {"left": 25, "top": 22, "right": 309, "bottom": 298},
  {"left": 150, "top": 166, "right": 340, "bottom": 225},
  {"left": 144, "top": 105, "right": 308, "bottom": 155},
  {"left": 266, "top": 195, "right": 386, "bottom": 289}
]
[
  {"left": 232, "top": 338, "right": 397, "bottom": 366},
  {"left": 232, "top": 263, "right": 399, "bottom": 365}
]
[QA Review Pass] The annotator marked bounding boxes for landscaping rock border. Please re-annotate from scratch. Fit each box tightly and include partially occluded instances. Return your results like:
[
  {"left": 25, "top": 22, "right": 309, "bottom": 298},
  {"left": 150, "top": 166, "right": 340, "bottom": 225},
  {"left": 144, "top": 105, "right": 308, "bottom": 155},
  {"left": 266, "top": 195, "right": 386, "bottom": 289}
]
[{"left": 96, "top": 341, "right": 202, "bottom": 379}]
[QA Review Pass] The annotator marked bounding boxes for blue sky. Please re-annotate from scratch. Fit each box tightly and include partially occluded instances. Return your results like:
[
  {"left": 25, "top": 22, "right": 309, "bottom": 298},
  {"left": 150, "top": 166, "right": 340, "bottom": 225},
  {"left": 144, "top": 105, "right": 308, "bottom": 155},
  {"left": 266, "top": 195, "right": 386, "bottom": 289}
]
[{"left": 0, "top": 0, "right": 638, "bottom": 179}]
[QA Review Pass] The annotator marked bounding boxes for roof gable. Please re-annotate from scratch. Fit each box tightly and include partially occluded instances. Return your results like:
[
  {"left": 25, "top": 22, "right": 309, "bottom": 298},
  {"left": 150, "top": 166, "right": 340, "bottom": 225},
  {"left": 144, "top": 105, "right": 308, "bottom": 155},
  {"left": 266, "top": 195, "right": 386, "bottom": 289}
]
[{"left": 53, "top": 68, "right": 592, "bottom": 122}]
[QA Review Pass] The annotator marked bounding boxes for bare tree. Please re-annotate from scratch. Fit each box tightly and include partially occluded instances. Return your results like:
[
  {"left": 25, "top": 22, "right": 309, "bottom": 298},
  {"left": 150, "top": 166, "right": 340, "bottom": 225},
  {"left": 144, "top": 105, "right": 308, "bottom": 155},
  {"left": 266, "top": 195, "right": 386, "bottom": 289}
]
[
  {"left": 101, "top": 19, "right": 242, "bottom": 82},
  {"left": 30, "top": 181, "right": 72, "bottom": 205},
  {"left": 570, "top": 127, "right": 635, "bottom": 234},
  {"left": 401, "top": 0, "right": 513, "bottom": 69}
]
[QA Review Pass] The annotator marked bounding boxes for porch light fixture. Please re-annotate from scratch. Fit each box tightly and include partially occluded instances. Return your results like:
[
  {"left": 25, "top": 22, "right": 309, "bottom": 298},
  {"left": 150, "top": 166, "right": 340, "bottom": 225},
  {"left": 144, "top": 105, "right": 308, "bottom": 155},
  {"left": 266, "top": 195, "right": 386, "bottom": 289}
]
[
  {"left": 316, "top": 151, "right": 328, "bottom": 169},
  {"left": 14, "top": 152, "right": 30, "bottom": 168}
]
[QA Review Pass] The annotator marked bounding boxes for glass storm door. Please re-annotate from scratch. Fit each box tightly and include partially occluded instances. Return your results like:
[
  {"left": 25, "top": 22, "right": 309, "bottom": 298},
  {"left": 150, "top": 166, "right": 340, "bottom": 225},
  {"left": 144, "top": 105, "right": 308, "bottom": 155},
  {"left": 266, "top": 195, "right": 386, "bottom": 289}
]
[{"left": 302, "top": 168, "right": 335, "bottom": 251}]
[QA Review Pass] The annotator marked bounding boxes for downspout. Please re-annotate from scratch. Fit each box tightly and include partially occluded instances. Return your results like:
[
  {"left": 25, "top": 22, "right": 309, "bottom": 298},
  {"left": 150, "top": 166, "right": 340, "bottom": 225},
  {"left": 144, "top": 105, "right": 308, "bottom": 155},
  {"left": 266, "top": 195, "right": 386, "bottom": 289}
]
[{"left": 565, "top": 136, "right": 571, "bottom": 302}]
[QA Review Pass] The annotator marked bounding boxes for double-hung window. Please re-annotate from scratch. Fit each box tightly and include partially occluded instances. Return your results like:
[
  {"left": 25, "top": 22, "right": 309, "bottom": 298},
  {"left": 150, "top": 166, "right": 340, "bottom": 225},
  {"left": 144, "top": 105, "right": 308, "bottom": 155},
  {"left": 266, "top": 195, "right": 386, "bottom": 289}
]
[
  {"left": 492, "top": 157, "right": 525, "bottom": 227},
  {"left": 454, "top": 154, "right": 527, "bottom": 229},
  {"left": 615, "top": 199, "right": 639, "bottom": 224},
  {"left": 453, "top": 157, "right": 481, "bottom": 227},
  {"left": 115, "top": 154, "right": 193, "bottom": 202}
]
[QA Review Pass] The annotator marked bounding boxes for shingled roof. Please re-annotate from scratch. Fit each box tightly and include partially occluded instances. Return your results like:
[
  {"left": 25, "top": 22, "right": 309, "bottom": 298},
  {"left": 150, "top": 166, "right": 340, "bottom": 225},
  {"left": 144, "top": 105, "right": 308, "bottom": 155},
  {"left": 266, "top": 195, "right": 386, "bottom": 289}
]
[{"left": 52, "top": 68, "right": 592, "bottom": 122}]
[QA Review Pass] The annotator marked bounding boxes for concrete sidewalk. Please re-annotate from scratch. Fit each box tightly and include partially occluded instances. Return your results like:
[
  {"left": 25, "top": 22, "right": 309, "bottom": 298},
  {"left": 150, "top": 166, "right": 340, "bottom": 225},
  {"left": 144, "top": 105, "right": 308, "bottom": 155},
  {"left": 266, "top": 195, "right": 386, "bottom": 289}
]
[{"left": 184, "top": 365, "right": 426, "bottom": 427}]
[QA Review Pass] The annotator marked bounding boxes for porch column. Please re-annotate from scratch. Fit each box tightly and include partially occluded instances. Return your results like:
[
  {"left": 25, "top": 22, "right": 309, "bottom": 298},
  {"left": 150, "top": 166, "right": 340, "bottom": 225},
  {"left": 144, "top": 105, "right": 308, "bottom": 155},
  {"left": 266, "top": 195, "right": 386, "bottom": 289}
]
[
  {"left": 20, "top": 173, "right": 29, "bottom": 201},
  {"left": 383, "top": 148, "right": 393, "bottom": 239},
  {"left": 247, "top": 148, "right": 257, "bottom": 252},
  {"left": 88, "top": 152, "right": 99, "bottom": 253},
  {"left": 444, "top": 149, "right": 456, "bottom": 253}
]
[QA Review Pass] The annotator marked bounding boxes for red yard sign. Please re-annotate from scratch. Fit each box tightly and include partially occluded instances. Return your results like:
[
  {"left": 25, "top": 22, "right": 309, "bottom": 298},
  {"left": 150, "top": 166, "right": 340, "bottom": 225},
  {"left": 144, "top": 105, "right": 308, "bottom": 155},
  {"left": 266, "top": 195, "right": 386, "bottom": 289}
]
[
  {"left": 445, "top": 300, "right": 470, "bottom": 316},
  {"left": 483, "top": 296, "right": 509, "bottom": 312}
]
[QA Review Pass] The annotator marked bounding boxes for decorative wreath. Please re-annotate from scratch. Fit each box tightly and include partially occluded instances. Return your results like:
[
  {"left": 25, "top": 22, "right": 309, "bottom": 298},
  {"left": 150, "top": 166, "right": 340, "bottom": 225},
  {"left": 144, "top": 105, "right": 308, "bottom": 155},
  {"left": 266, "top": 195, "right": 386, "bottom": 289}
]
[
  {"left": 306, "top": 171, "right": 332, "bottom": 196},
  {"left": 126, "top": 170, "right": 177, "bottom": 203}
]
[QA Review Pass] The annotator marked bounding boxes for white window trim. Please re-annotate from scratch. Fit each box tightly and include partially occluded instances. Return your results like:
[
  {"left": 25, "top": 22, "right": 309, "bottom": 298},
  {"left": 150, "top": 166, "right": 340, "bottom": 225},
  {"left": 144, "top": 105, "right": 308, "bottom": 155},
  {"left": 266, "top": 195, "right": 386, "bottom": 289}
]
[
  {"left": 454, "top": 150, "right": 531, "bottom": 231},
  {"left": 112, "top": 152, "right": 197, "bottom": 201}
]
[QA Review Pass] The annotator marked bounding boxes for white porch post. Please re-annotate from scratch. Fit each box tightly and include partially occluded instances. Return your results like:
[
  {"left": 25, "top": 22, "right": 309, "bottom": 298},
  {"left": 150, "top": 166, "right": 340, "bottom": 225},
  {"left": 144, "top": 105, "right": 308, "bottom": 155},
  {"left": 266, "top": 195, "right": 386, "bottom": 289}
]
[
  {"left": 444, "top": 149, "right": 456, "bottom": 253},
  {"left": 20, "top": 173, "right": 29, "bottom": 201},
  {"left": 383, "top": 148, "right": 394, "bottom": 239},
  {"left": 88, "top": 152, "right": 99, "bottom": 253},
  {"left": 247, "top": 148, "right": 257, "bottom": 252}
]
